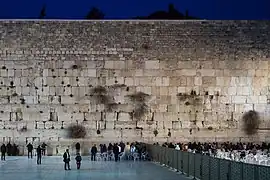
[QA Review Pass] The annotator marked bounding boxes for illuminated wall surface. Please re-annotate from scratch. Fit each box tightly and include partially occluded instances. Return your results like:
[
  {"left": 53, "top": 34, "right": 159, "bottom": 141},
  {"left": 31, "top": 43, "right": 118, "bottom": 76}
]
[{"left": 0, "top": 20, "right": 270, "bottom": 148}]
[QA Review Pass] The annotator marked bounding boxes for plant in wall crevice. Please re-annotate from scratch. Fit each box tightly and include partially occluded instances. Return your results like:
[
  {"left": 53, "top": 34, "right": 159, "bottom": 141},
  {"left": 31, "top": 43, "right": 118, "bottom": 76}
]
[
  {"left": 127, "top": 92, "right": 150, "bottom": 121},
  {"left": 109, "top": 84, "right": 127, "bottom": 89},
  {"left": 242, "top": 110, "right": 260, "bottom": 135},
  {"left": 67, "top": 124, "right": 87, "bottom": 139},
  {"left": 106, "top": 102, "right": 118, "bottom": 112},
  {"left": 168, "top": 129, "right": 171, "bottom": 137},
  {"left": 176, "top": 90, "right": 202, "bottom": 106},
  {"left": 153, "top": 129, "right": 158, "bottom": 137},
  {"left": 20, "top": 125, "right": 27, "bottom": 132},
  {"left": 90, "top": 86, "right": 109, "bottom": 104}
]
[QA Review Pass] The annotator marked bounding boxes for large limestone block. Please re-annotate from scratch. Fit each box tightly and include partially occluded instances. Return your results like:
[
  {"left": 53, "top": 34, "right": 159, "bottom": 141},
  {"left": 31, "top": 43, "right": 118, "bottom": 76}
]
[
  {"left": 236, "top": 87, "right": 253, "bottom": 96},
  {"left": 85, "top": 112, "right": 102, "bottom": 121},
  {"left": 247, "top": 96, "right": 259, "bottom": 104},
  {"left": 122, "top": 129, "right": 141, "bottom": 139},
  {"left": 202, "top": 77, "right": 216, "bottom": 86},
  {"left": 87, "top": 69, "right": 97, "bottom": 77},
  {"left": 143, "top": 70, "right": 160, "bottom": 77},
  {"left": 145, "top": 60, "right": 159, "bottom": 69},
  {"left": 118, "top": 112, "right": 131, "bottom": 121},
  {"left": 124, "top": 77, "right": 134, "bottom": 86},
  {"left": 115, "top": 121, "right": 136, "bottom": 129},
  {"left": 176, "top": 69, "right": 196, "bottom": 76},
  {"left": 198, "top": 69, "right": 215, "bottom": 76},
  {"left": 169, "top": 77, "right": 186, "bottom": 86},
  {"left": 232, "top": 96, "right": 247, "bottom": 104},
  {"left": 105, "top": 121, "right": 115, "bottom": 129}
]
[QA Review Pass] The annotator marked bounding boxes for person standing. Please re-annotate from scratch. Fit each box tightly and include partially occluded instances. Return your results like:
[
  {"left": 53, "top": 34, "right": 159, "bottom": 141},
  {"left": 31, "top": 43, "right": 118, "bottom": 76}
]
[
  {"left": 1, "top": 144, "right": 6, "bottom": 161},
  {"left": 6, "top": 142, "right": 12, "bottom": 156},
  {"left": 91, "top": 144, "right": 97, "bottom": 161},
  {"left": 63, "top": 149, "right": 71, "bottom": 170},
  {"left": 113, "top": 143, "right": 119, "bottom": 162},
  {"left": 41, "top": 142, "right": 47, "bottom": 156},
  {"left": 75, "top": 142, "right": 80, "bottom": 153},
  {"left": 37, "top": 145, "right": 42, "bottom": 164},
  {"left": 75, "top": 153, "right": 82, "bottom": 169},
  {"left": 27, "top": 143, "right": 33, "bottom": 159}
]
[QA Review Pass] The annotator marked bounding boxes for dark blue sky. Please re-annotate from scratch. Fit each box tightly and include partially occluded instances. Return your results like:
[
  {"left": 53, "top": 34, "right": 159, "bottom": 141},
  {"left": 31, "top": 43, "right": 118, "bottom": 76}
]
[{"left": 0, "top": 0, "right": 269, "bottom": 20}]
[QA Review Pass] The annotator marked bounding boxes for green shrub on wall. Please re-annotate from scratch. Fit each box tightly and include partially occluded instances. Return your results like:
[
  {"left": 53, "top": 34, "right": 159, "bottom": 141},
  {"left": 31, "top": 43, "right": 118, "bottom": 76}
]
[
  {"left": 67, "top": 124, "right": 87, "bottom": 139},
  {"left": 242, "top": 110, "right": 260, "bottom": 135},
  {"left": 127, "top": 92, "right": 150, "bottom": 121},
  {"left": 90, "top": 86, "right": 109, "bottom": 104}
]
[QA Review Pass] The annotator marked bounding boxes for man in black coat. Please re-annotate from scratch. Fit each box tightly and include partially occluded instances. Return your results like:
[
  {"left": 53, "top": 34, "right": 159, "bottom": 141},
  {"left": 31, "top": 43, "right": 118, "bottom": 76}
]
[
  {"left": 63, "top": 149, "right": 71, "bottom": 170},
  {"left": 27, "top": 143, "right": 33, "bottom": 158},
  {"left": 75, "top": 142, "right": 80, "bottom": 153},
  {"left": 41, "top": 142, "right": 47, "bottom": 156},
  {"left": 6, "top": 142, "right": 12, "bottom": 156},
  {"left": 1, "top": 144, "right": 6, "bottom": 161},
  {"left": 113, "top": 143, "right": 119, "bottom": 162},
  {"left": 37, "top": 145, "right": 42, "bottom": 164},
  {"left": 91, "top": 144, "right": 97, "bottom": 161}
]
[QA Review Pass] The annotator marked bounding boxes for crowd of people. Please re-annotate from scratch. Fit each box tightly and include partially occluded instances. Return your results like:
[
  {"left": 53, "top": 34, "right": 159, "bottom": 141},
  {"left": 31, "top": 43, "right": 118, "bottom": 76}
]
[
  {"left": 0, "top": 142, "right": 19, "bottom": 160},
  {"left": 156, "top": 142, "right": 270, "bottom": 158},
  {"left": 63, "top": 141, "right": 148, "bottom": 170},
  {"left": 1, "top": 141, "right": 149, "bottom": 170}
]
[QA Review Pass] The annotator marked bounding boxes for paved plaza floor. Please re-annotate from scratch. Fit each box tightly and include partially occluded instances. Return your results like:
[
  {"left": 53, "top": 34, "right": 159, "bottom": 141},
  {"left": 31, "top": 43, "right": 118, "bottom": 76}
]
[{"left": 0, "top": 156, "right": 190, "bottom": 180}]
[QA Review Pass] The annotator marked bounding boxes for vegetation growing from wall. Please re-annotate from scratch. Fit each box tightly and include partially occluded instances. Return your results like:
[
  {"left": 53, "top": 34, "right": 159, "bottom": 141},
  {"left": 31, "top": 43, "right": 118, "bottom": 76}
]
[
  {"left": 90, "top": 86, "right": 109, "bottom": 104},
  {"left": 242, "top": 110, "right": 260, "bottom": 135},
  {"left": 176, "top": 90, "right": 201, "bottom": 106},
  {"left": 19, "top": 125, "right": 27, "bottom": 132},
  {"left": 127, "top": 92, "right": 150, "bottom": 121},
  {"left": 67, "top": 124, "right": 87, "bottom": 138}
]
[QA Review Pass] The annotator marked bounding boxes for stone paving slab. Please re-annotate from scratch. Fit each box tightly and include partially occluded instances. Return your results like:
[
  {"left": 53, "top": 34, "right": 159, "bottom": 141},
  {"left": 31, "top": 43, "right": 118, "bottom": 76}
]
[{"left": 0, "top": 156, "right": 190, "bottom": 180}]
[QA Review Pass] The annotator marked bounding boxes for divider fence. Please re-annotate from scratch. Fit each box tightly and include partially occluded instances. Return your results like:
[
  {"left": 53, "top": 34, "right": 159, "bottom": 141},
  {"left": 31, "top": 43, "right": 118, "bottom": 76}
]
[{"left": 147, "top": 145, "right": 270, "bottom": 180}]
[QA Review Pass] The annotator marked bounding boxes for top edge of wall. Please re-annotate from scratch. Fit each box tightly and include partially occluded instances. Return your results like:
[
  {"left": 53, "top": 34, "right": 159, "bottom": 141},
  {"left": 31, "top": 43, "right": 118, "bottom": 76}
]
[{"left": 0, "top": 19, "right": 209, "bottom": 22}]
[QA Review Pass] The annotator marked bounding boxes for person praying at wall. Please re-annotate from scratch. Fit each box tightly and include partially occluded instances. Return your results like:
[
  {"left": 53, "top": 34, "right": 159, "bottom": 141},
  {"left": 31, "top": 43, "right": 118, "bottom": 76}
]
[
  {"left": 91, "top": 144, "right": 97, "bottom": 161},
  {"left": 37, "top": 145, "right": 42, "bottom": 164},
  {"left": 63, "top": 149, "right": 71, "bottom": 170},
  {"left": 75, "top": 142, "right": 80, "bottom": 153},
  {"left": 27, "top": 143, "right": 33, "bottom": 158},
  {"left": 12, "top": 143, "right": 18, "bottom": 156},
  {"left": 113, "top": 143, "right": 120, "bottom": 162},
  {"left": 1, "top": 144, "right": 6, "bottom": 161},
  {"left": 41, "top": 142, "right": 47, "bottom": 156},
  {"left": 75, "top": 153, "right": 82, "bottom": 169},
  {"left": 6, "top": 142, "right": 12, "bottom": 156}
]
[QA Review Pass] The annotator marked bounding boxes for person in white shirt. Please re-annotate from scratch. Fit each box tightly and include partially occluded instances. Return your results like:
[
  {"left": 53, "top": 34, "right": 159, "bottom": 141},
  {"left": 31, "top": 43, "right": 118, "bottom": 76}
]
[
  {"left": 130, "top": 145, "right": 136, "bottom": 153},
  {"left": 175, "top": 144, "right": 180, "bottom": 150}
]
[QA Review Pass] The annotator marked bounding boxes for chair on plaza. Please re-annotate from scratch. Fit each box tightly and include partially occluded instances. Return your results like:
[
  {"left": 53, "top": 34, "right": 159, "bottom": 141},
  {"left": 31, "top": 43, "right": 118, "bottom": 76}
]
[
  {"left": 141, "top": 152, "right": 148, "bottom": 161},
  {"left": 102, "top": 152, "right": 108, "bottom": 161},
  {"left": 118, "top": 152, "right": 124, "bottom": 161},
  {"left": 108, "top": 152, "right": 114, "bottom": 161},
  {"left": 96, "top": 152, "right": 102, "bottom": 161},
  {"left": 133, "top": 153, "right": 140, "bottom": 161}
]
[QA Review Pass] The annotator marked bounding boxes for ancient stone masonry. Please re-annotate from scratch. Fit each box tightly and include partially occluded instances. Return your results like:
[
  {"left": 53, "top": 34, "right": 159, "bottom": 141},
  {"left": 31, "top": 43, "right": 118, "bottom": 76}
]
[{"left": 0, "top": 20, "right": 270, "bottom": 152}]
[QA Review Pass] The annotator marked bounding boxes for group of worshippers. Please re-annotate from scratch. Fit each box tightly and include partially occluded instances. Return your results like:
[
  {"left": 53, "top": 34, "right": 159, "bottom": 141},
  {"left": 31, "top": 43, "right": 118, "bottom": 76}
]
[
  {"left": 0, "top": 142, "right": 19, "bottom": 160},
  {"left": 64, "top": 142, "right": 147, "bottom": 170},
  {"left": 90, "top": 142, "right": 125, "bottom": 162},
  {"left": 159, "top": 141, "right": 270, "bottom": 159},
  {"left": 1, "top": 141, "right": 147, "bottom": 171},
  {"left": 0, "top": 142, "right": 47, "bottom": 164},
  {"left": 63, "top": 142, "right": 82, "bottom": 170},
  {"left": 26, "top": 142, "right": 47, "bottom": 164}
]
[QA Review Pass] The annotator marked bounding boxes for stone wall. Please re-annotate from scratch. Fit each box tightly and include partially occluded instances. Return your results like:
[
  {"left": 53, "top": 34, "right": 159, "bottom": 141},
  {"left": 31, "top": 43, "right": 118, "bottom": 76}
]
[{"left": 0, "top": 20, "right": 270, "bottom": 151}]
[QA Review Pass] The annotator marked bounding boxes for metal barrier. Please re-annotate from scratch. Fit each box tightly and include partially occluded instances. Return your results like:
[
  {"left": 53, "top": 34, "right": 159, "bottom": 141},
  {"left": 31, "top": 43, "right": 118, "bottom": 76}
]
[{"left": 147, "top": 145, "right": 270, "bottom": 180}]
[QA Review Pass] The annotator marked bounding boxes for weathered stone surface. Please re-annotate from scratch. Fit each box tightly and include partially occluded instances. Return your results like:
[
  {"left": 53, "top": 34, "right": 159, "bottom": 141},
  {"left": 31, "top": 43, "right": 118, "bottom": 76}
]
[{"left": 0, "top": 20, "right": 270, "bottom": 150}]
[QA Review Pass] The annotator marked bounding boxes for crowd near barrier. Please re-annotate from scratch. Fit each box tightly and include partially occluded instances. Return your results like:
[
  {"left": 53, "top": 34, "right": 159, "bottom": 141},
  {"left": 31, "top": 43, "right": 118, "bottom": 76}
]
[{"left": 147, "top": 145, "right": 270, "bottom": 180}]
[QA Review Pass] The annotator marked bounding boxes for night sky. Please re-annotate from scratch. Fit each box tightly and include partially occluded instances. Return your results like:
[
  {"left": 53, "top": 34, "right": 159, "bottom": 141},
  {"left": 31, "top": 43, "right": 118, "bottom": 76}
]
[{"left": 0, "top": 0, "right": 269, "bottom": 20}]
